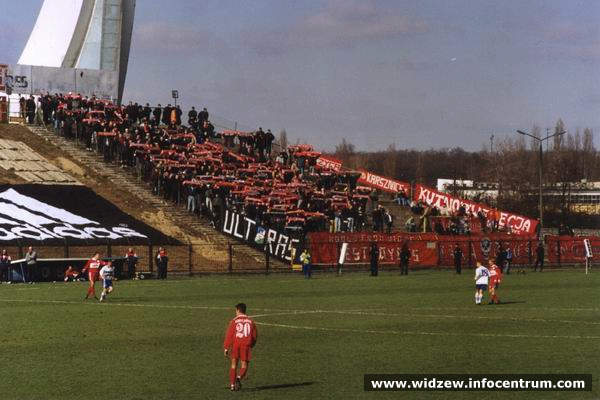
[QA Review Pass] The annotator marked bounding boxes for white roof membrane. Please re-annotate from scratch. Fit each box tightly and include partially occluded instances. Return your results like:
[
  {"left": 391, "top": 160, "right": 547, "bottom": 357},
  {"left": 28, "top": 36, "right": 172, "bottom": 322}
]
[{"left": 18, "top": 0, "right": 85, "bottom": 67}]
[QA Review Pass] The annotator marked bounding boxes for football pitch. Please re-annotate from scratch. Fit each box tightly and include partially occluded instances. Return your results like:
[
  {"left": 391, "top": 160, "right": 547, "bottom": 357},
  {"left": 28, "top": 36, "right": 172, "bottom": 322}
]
[{"left": 0, "top": 269, "right": 598, "bottom": 400}]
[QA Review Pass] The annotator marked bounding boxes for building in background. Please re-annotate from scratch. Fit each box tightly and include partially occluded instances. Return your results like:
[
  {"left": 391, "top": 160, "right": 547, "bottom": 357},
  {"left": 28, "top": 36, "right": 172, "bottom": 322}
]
[{"left": 438, "top": 178, "right": 600, "bottom": 216}]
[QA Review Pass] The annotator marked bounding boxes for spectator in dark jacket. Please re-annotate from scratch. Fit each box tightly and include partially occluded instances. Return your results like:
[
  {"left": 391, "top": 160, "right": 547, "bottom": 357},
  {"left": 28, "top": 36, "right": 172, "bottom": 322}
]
[
  {"left": 370, "top": 243, "right": 379, "bottom": 276},
  {"left": 198, "top": 107, "right": 209, "bottom": 123},
  {"left": 156, "top": 247, "right": 169, "bottom": 279},
  {"left": 533, "top": 242, "right": 544, "bottom": 272},
  {"left": 188, "top": 106, "right": 198, "bottom": 127},
  {"left": 125, "top": 248, "right": 138, "bottom": 279},
  {"left": 26, "top": 96, "right": 36, "bottom": 124},
  {"left": 453, "top": 244, "right": 462, "bottom": 274},
  {"left": 265, "top": 129, "right": 275, "bottom": 156},
  {"left": 400, "top": 242, "right": 410, "bottom": 275},
  {"left": 153, "top": 104, "right": 162, "bottom": 125},
  {"left": 161, "top": 104, "right": 172, "bottom": 125},
  {"left": 0, "top": 249, "right": 12, "bottom": 282}
]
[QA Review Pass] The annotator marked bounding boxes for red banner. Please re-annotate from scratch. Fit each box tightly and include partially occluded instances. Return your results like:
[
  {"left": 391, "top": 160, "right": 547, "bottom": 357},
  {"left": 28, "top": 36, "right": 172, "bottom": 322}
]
[
  {"left": 414, "top": 184, "right": 538, "bottom": 235},
  {"left": 0, "top": 64, "right": 7, "bottom": 92},
  {"left": 316, "top": 155, "right": 343, "bottom": 172},
  {"left": 546, "top": 235, "right": 600, "bottom": 264},
  {"left": 308, "top": 231, "right": 539, "bottom": 267},
  {"left": 436, "top": 234, "right": 533, "bottom": 266},
  {"left": 358, "top": 170, "right": 410, "bottom": 194},
  {"left": 308, "top": 231, "right": 437, "bottom": 266}
]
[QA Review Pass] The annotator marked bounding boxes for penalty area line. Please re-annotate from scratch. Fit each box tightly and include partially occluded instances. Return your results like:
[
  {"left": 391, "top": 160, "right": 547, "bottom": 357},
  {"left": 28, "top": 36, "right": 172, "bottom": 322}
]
[{"left": 255, "top": 321, "right": 600, "bottom": 340}]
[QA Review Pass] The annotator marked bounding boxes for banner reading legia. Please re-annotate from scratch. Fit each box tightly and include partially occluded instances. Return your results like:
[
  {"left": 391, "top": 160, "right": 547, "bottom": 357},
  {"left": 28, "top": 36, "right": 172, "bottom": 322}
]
[
  {"left": 316, "top": 155, "right": 343, "bottom": 172},
  {"left": 358, "top": 170, "right": 410, "bottom": 194},
  {"left": 414, "top": 184, "right": 538, "bottom": 235}
]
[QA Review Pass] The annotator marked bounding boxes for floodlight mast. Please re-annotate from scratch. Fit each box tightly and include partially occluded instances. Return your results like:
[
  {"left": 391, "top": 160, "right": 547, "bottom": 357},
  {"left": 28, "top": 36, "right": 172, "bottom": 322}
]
[{"left": 516, "top": 129, "right": 565, "bottom": 238}]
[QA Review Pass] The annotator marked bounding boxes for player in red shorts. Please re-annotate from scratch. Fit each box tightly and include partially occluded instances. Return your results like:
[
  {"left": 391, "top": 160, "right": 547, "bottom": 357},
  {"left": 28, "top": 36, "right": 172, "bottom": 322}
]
[
  {"left": 81, "top": 252, "right": 108, "bottom": 300},
  {"left": 223, "top": 303, "right": 258, "bottom": 391},
  {"left": 488, "top": 259, "right": 503, "bottom": 304}
]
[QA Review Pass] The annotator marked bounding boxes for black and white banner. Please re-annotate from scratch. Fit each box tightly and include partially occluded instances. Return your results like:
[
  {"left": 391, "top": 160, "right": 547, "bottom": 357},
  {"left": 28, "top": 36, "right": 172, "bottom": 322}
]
[
  {"left": 0, "top": 185, "right": 178, "bottom": 244},
  {"left": 222, "top": 210, "right": 298, "bottom": 263}
]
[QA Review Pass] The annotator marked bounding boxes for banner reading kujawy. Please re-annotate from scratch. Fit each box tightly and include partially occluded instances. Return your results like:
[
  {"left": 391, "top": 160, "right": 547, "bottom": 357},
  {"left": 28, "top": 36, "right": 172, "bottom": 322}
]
[
  {"left": 0, "top": 185, "right": 178, "bottom": 244},
  {"left": 414, "top": 184, "right": 538, "bottom": 235},
  {"left": 358, "top": 170, "right": 410, "bottom": 194}
]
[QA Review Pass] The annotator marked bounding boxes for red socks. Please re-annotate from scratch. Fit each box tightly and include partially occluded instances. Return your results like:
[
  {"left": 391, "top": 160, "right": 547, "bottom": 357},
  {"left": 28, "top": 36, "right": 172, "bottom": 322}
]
[
  {"left": 239, "top": 366, "right": 247, "bottom": 380},
  {"left": 229, "top": 368, "right": 236, "bottom": 385},
  {"left": 87, "top": 287, "right": 95, "bottom": 297}
]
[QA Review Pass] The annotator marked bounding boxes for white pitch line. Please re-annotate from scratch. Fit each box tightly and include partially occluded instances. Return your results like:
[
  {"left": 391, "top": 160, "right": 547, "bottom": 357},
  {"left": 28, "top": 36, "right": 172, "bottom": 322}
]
[
  {"left": 0, "top": 299, "right": 350, "bottom": 314},
  {"left": 300, "top": 310, "right": 600, "bottom": 326},
  {"left": 0, "top": 298, "right": 235, "bottom": 311},
  {"left": 250, "top": 311, "right": 322, "bottom": 318},
  {"left": 2, "top": 298, "right": 595, "bottom": 328},
  {"left": 410, "top": 306, "right": 600, "bottom": 312},
  {"left": 255, "top": 321, "right": 600, "bottom": 340}
]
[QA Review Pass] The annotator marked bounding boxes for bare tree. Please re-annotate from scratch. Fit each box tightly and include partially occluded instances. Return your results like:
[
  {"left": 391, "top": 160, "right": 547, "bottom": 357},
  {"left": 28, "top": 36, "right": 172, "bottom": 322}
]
[
  {"left": 278, "top": 129, "right": 288, "bottom": 149},
  {"left": 530, "top": 125, "right": 541, "bottom": 151},
  {"left": 553, "top": 118, "right": 565, "bottom": 150}
]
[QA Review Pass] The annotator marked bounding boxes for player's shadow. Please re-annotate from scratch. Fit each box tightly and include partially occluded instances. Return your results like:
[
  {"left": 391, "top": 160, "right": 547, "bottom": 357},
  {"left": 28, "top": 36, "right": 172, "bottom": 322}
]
[
  {"left": 494, "top": 301, "right": 526, "bottom": 305},
  {"left": 247, "top": 381, "right": 317, "bottom": 391}
]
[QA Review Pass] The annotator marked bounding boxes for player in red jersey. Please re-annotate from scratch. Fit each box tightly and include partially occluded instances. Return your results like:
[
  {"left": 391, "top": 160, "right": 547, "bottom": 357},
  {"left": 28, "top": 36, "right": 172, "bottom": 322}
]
[
  {"left": 223, "top": 303, "right": 258, "bottom": 391},
  {"left": 488, "top": 259, "right": 503, "bottom": 304},
  {"left": 81, "top": 252, "right": 108, "bottom": 300}
]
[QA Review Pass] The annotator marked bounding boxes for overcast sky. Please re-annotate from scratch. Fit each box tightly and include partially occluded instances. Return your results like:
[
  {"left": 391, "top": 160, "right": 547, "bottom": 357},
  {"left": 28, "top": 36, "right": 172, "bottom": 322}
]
[{"left": 2, "top": 0, "right": 599, "bottom": 151}]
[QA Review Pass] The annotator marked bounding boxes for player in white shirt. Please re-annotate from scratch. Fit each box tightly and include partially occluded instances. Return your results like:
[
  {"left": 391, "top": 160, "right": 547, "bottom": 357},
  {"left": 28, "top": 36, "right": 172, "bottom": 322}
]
[
  {"left": 99, "top": 262, "right": 115, "bottom": 302},
  {"left": 474, "top": 261, "right": 490, "bottom": 305}
]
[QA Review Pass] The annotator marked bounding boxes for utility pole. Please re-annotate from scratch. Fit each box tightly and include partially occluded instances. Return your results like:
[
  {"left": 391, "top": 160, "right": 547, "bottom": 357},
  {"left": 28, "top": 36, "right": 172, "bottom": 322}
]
[
  {"left": 490, "top": 134, "right": 494, "bottom": 153},
  {"left": 516, "top": 129, "right": 566, "bottom": 238}
]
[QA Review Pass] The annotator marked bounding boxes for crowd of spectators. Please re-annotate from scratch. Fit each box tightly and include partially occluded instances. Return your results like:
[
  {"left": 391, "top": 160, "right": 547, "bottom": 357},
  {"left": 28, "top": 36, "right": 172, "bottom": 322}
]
[
  {"left": 404, "top": 198, "right": 513, "bottom": 235},
  {"left": 20, "top": 92, "right": 527, "bottom": 238},
  {"left": 22, "top": 93, "right": 413, "bottom": 237}
]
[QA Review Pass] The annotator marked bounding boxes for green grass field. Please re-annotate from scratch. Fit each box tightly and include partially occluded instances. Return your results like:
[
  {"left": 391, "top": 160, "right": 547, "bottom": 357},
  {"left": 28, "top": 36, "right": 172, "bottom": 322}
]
[{"left": 0, "top": 269, "right": 598, "bottom": 400}]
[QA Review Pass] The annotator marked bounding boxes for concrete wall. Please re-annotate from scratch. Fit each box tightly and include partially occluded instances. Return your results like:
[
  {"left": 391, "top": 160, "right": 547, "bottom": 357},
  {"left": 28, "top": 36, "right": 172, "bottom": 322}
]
[{"left": 3, "top": 64, "right": 117, "bottom": 100}]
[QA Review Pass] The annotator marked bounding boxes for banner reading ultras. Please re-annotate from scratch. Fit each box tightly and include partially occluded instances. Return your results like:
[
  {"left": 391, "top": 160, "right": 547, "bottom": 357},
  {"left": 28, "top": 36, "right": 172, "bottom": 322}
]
[
  {"left": 221, "top": 209, "right": 299, "bottom": 262},
  {"left": 364, "top": 374, "right": 592, "bottom": 392},
  {"left": 414, "top": 184, "right": 538, "bottom": 235}
]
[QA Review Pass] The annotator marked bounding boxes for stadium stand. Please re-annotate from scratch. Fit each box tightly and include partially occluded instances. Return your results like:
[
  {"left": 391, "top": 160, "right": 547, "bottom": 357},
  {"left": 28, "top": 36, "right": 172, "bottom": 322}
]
[{"left": 22, "top": 93, "right": 407, "bottom": 239}]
